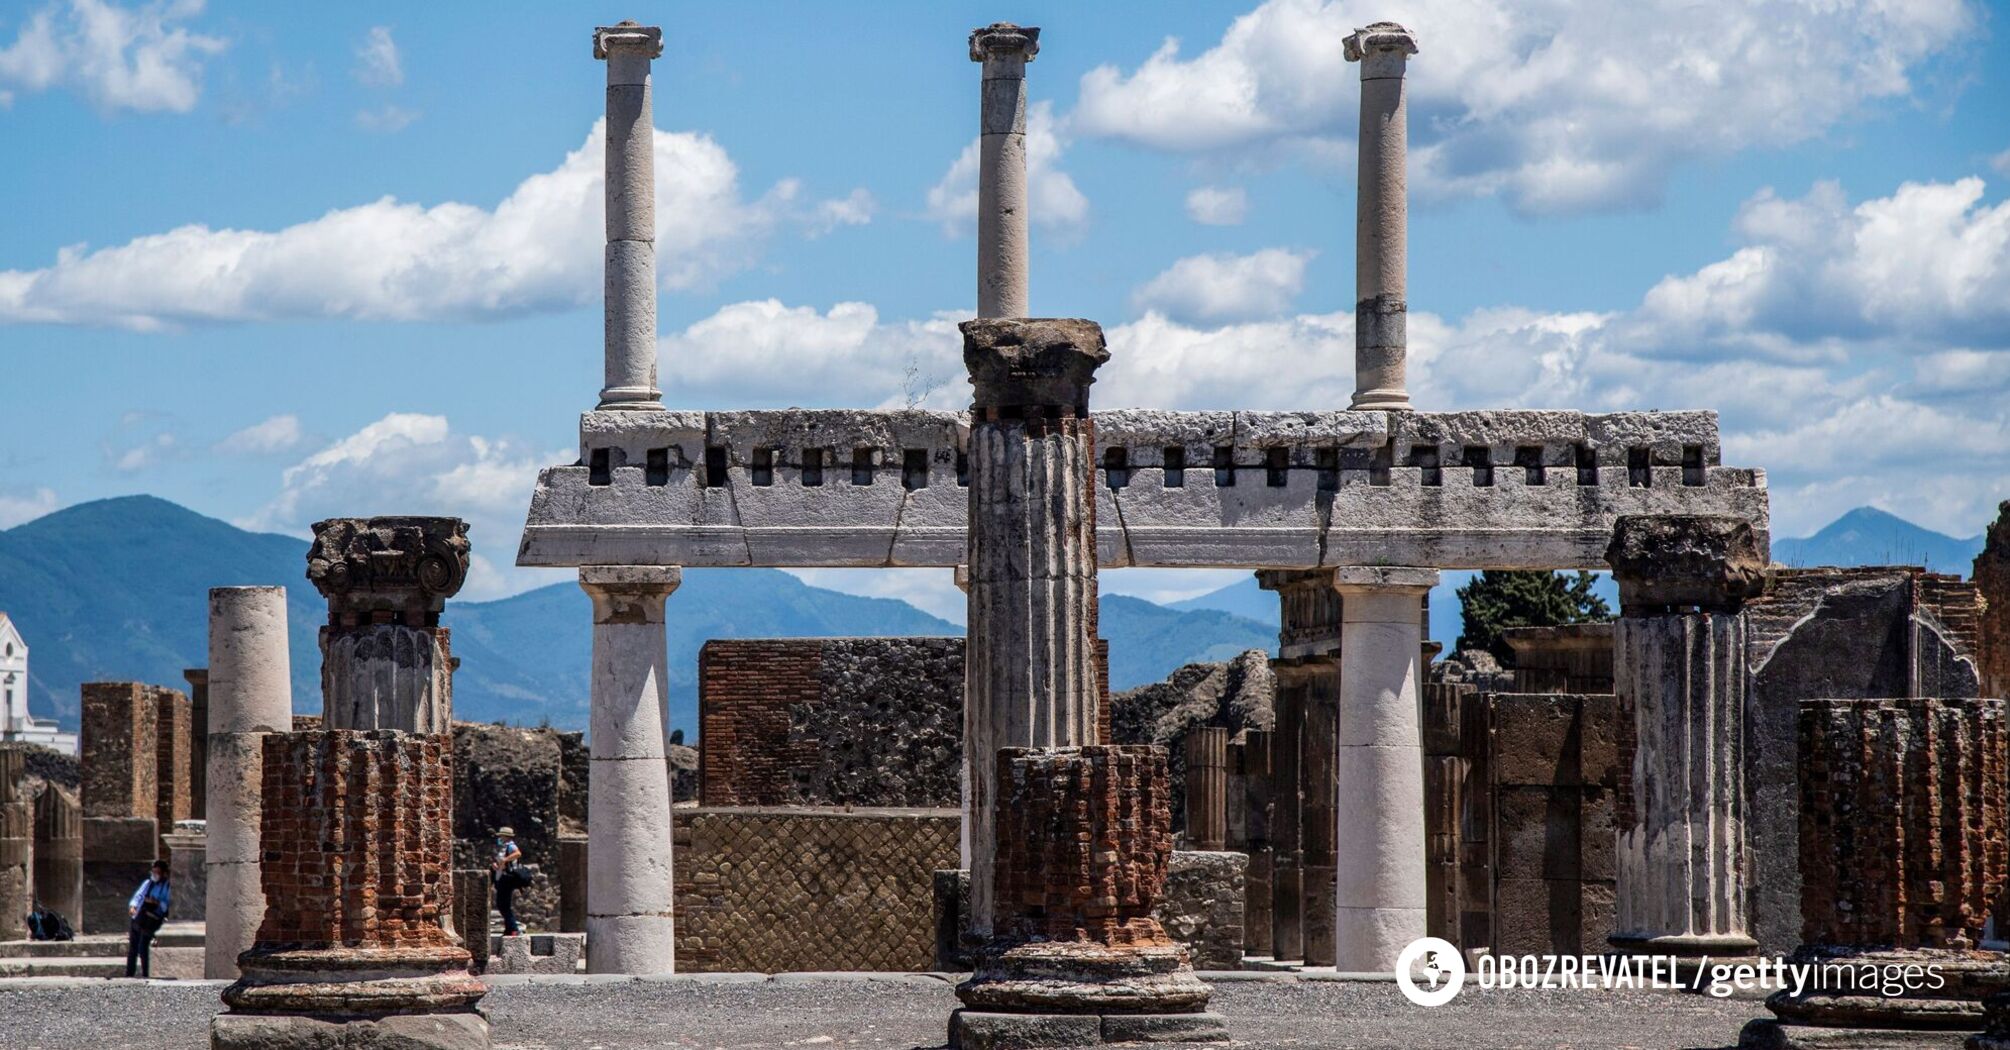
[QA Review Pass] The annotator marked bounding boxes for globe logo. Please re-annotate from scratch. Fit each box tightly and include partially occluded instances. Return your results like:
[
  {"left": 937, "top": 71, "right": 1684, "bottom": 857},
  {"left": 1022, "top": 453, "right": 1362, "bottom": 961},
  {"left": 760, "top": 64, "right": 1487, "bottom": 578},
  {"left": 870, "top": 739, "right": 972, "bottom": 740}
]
[{"left": 1396, "top": 936, "right": 1466, "bottom": 1007}]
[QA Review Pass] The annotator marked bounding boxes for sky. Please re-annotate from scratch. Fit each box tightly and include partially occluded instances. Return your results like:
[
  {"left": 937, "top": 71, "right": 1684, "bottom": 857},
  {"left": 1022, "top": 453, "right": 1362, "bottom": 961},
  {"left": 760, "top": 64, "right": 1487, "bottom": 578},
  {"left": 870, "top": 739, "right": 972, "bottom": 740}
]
[{"left": 1, "top": 0, "right": 2006, "bottom": 624}]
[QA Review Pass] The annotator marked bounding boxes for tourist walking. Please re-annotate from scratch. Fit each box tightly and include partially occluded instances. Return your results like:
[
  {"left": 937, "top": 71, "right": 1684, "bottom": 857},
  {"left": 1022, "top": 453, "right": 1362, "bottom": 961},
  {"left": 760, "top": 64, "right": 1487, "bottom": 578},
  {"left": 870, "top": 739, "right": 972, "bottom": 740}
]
[
  {"left": 125, "top": 860, "right": 171, "bottom": 977},
  {"left": 491, "top": 827, "right": 525, "bottom": 936}
]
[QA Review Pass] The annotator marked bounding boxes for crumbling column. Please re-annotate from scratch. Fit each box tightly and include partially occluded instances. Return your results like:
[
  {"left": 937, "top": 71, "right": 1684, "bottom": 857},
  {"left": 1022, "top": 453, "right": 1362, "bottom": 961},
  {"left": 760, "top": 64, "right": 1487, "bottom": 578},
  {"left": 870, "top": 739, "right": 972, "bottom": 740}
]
[
  {"left": 0, "top": 749, "right": 32, "bottom": 930},
  {"left": 579, "top": 565, "right": 681, "bottom": 974},
  {"left": 952, "top": 746, "right": 1227, "bottom": 1046},
  {"left": 969, "top": 23, "right": 1038, "bottom": 318},
  {"left": 1742, "top": 698, "right": 2007, "bottom": 1049},
  {"left": 79, "top": 681, "right": 158, "bottom": 933},
  {"left": 594, "top": 21, "right": 665, "bottom": 411},
  {"left": 1331, "top": 565, "right": 1439, "bottom": 972},
  {"left": 306, "top": 517, "right": 470, "bottom": 732},
  {"left": 960, "top": 317, "right": 1106, "bottom": 938},
  {"left": 1606, "top": 515, "right": 1764, "bottom": 968},
  {"left": 1184, "top": 727, "right": 1228, "bottom": 851},
  {"left": 1343, "top": 22, "right": 1418, "bottom": 412},
  {"left": 183, "top": 668, "right": 208, "bottom": 819},
  {"left": 32, "top": 784, "right": 81, "bottom": 924},
  {"left": 205, "top": 585, "right": 293, "bottom": 980},
  {"left": 212, "top": 731, "right": 485, "bottom": 1050}
]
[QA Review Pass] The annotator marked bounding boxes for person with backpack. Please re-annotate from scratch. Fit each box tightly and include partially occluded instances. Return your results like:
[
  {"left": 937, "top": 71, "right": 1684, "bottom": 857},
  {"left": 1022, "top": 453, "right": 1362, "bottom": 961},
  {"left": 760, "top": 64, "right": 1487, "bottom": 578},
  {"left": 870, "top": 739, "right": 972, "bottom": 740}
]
[
  {"left": 125, "top": 860, "right": 171, "bottom": 977},
  {"left": 490, "top": 827, "right": 525, "bottom": 937},
  {"left": 25, "top": 901, "right": 73, "bottom": 942}
]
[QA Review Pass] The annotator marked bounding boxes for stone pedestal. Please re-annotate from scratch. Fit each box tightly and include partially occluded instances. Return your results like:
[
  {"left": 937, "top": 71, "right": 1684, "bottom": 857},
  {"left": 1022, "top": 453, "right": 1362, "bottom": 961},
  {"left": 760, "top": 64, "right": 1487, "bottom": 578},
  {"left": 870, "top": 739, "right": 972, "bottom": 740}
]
[
  {"left": 968, "top": 23, "right": 1038, "bottom": 319},
  {"left": 212, "top": 731, "right": 485, "bottom": 1050},
  {"left": 1183, "top": 727, "right": 1227, "bottom": 851},
  {"left": 205, "top": 585, "right": 294, "bottom": 979},
  {"left": 163, "top": 820, "right": 207, "bottom": 922},
  {"left": 961, "top": 318, "right": 1107, "bottom": 939},
  {"left": 951, "top": 746, "right": 1226, "bottom": 1048},
  {"left": 307, "top": 517, "right": 469, "bottom": 733},
  {"left": 580, "top": 565, "right": 680, "bottom": 974},
  {"left": 32, "top": 784, "right": 81, "bottom": 925},
  {"left": 1607, "top": 516, "right": 1764, "bottom": 968},
  {"left": 1740, "top": 697, "right": 2009, "bottom": 1049}
]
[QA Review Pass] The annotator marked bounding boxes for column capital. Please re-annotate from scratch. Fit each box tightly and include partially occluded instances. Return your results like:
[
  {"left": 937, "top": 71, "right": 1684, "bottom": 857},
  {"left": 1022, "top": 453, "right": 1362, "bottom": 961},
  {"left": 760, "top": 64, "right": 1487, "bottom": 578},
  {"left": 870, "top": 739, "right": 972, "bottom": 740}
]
[
  {"left": 594, "top": 21, "right": 663, "bottom": 60},
  {"left": 1606, "top": 514, "right": 1766, "bottom": 613},
  {"left": 962, "top": 318, "right": 1108, "bottom": 413},
  {"left": 306, "top": 516, "right": 470, "bottom": 627},
  {"left": 1344, "top": 21, "right": 1418, "bottom": 66},
  {"left": 1329, "top": 565, "right": 1438, "bottom": 595},
  {"left": 969, "top": 22, "right": 1039, "bottom": 64},
  {"left": 579, "top": 565, "right": 682, "bottom": 624}
]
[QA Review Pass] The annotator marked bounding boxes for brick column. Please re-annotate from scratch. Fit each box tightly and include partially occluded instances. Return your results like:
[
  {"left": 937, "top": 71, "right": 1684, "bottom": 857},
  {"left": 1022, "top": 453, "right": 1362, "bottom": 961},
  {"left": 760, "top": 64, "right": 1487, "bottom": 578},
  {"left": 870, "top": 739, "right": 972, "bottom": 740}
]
[
  {"left": 961, "top": 318, "right": 1106, "bottom": 939},
  {"left": 182, "top": 668, "right": 208, "bottom": 819},
  {"left": 1183, "top": 727, "right": 1228, "bottom": 851},
  {"left": 213, "top": 731, "right": 485, "bottom": 1050},
  {"left": 307, "top": 517, "right": 469, "bottom": 733},
  {"left": 1606, "top": 516, "right": 1764, "bottom": 967},
  {"left": 205, "top": 585, "right": 293, "bottom": 979},
  {"left": 1742, "top": 697, "right": 2008, "bottom": 1047},
  {"left": 952, "top": 746, "right": 1226, "bottom": 1046},
  {"left": 79, "top": 681, "right": 158, "bottom": 933},
  {"left": 32, "top": 784, "right": 80, "bottom": 924}
]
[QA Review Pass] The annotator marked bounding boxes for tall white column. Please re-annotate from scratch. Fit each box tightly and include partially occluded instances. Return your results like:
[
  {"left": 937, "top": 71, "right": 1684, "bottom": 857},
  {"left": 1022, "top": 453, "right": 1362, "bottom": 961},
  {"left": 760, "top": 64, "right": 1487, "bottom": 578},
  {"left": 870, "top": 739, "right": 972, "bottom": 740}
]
[
  {"left": 580, "top": 565, "right": 680, "bottom": 974},
  {"left": 595, "top": 22, "right": 665, "bottom": 412},
  {"left": 204, "top": 586, "right": 293, "bottom": 980},
  {"left": 1344, "top": 22, "right": 1418, "bottom": 412},
  {"left": 1331, "top": 566, "right": 1436, "bottom": 972},
  {"left": 969, "top": 23, "right": 1038, "bottom": 319}
]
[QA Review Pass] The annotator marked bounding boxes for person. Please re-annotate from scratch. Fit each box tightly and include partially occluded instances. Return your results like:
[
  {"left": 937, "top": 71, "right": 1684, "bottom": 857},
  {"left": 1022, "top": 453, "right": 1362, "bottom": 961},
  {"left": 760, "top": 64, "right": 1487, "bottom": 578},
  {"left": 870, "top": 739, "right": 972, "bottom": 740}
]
[
  {"left": 25, "top": 901, "right": 73, "bottom": 942},
  {"left": 126, "top": 860, "right": 171, "bottom": 978},
  {"left": 490, "top": 827, "right": 523, "bottom": 937}
]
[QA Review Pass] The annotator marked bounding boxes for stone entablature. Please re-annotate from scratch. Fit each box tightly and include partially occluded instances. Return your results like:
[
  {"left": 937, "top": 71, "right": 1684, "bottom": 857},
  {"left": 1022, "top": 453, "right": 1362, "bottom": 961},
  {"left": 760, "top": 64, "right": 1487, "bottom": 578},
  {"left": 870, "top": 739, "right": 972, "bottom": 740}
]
[{"left": 518, "top": 408, "right": 1768, "bottom": 571}]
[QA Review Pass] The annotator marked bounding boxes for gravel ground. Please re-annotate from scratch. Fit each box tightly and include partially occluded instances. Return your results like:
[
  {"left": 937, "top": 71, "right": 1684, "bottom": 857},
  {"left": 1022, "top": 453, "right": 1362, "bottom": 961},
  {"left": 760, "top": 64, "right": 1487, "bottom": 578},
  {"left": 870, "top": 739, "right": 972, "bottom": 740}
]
[{"left": 0, "top": 976, "right": 1766, "bottom": 1049}]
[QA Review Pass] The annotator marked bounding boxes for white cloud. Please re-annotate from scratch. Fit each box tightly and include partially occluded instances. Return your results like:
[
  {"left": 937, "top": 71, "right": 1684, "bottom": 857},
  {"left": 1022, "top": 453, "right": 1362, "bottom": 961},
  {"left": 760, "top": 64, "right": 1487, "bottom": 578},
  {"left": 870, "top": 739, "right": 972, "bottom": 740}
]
[
  {"left": 241, "top": 413, "right": 569, "bottom": 600},
  {"left": 0, "top": 120, "right": 866, "bottom": 329},
  {"left": 214, "top": 414, "right": 302, "bottom": 455},
  {"left": 1070, "top": 0, "right": 1975, "bottom": 214},
  {"left": 0, "top": 0, "right": 226, "bottom": 114},
  {"left": 659, "top": 299, "right": 965, "bottom": 410},
  {"left": 355, "top": 103, "right": 418, "bottom": 133},
  {"left": 1991, "top": 149, "right": 2010, "bottom": 180},
  {"left": 1184, "top": 186, "right": 1248, "bottom": 226},
  {"left": 353, "top": 25, "right": 401, "bottom": 87},
  {"left": 1129, "top": 248, "right": 1312, "bottom": 323},
  {"left": 110, "top": 430, "right": 175, "bottom": 472},
  {"left": 925, "top": 100, "right": 1089, "bottom": 235},
  {"left": 0, "top": 487, "right": 59, "bottom": 528}
]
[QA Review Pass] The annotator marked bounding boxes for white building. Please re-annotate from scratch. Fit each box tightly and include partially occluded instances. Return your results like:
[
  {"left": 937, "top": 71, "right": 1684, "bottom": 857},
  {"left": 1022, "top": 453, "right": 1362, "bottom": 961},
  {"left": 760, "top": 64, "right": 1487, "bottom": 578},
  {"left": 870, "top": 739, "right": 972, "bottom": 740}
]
[{"left": 0, "top": 613, "right": 77, "bottom": 755}]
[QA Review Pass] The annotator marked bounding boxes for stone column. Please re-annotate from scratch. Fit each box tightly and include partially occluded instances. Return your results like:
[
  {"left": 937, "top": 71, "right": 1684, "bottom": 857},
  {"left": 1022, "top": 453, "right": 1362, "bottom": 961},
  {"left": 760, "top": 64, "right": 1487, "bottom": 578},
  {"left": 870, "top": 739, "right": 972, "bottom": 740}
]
[
  {"left": 32, "top": 784, "right": 81, "bottom": 924},
  {"left": 0, "top": 748, "right": 32, "bottom": 931},
  {"left": 183, "top": 669, "right": 208, "bottom": 819},
  {"left": 1301, "top": 669, "right": 1340, "bottom": 967},
  {"left": 1184, "top": 727, "right": 1228, "bottom": 851},
  {"left": 952, "top": 746, "right": 1226, "bottom": 1046},
  {"left": 1257, "top": 568, "right": 1345, "bottom": 963},
  {"left": 594, "top": 21, "right": 665, "bottom": 411},
  {"left": 1605, "top": 515, "right": 1764, "bottom": 967},
  {"left": 960, "top": 317, "right": 1106, "bottom": 938},
  {"left": 1742, "top": 697, "right": 2008, "bottom": 1048},
  {"left": 306, "top": 517, "right": 470, "bottom": 733},
  {"left": 580, "top": 565, "right": 681, "bottom": 974},
  {"left": 1236, "top": 729, "right": 1276, "bottom": 956},
  {"left": 1268, "top": 674, "right": 1306, "bottom": 962},
  {"left": 1343, "top": 22, "right": 1418, "bottom": 412},
  {"left": 969, "top": 23, "right": 1038, "bottom": 319},
  {"left": 212, "top": 732, "right": 485, "bottom": 1050},
  {"left": 1331, "top": 565, "right": 1438, "bottom": 972},
  {"left": 205, "top": 585, "right": 293, "bottom": 980}
]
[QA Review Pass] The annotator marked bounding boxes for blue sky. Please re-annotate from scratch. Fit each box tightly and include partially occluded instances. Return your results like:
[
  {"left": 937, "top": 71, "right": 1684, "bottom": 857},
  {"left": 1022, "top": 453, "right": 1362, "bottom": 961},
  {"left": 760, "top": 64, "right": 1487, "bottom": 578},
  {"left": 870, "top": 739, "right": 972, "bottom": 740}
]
[{"left": 1, "top": 0, "right": 2006, "bottom": 622}]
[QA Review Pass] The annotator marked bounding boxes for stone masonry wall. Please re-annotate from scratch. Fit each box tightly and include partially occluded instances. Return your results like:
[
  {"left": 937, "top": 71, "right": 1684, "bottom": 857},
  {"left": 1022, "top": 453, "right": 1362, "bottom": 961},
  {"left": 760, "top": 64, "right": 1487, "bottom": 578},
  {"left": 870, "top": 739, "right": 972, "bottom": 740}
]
[
  {"left": 672, "top": 806, "right": 958, "bottom": 972},
  {"left": 1489, "top": 692, "right": 1618, "bottom": 956},
  {"left": 80, "top": 682, "right": 158, "bottom": 820},
  {"left": 698, "top": 638, "right": 963, "bottom": 807},
  {"left": 1158, "top": 850, "right": 1246, "bottom": 969},
  {"left": 153, "top": 687, "right": 191, "bottom": 857}
]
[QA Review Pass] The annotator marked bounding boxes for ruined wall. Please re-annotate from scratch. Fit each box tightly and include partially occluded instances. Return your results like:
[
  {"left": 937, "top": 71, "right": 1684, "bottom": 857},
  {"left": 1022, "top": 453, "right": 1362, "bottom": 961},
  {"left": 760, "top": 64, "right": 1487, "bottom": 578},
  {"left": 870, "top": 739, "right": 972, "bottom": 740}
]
[
  {"left": 1158, "top": 851, "right": 1246, "bottom": 970},
  {"left": 1109, "top": 649, "right": 1275, "bottom": 830},
  {"left": 79, "top": 682, "right": 158, "bottom": 933},
  {"left": 1980, "top": 503, "right": 2010, "bottom": 702},
  {"left": 697, "top": 638, "right": 963, "bottom": 807},
  {"left": 452, "top": 722, "right": 561, "bottom": 932},
  {"left": 0, "top": 749, "right": 32, "bottom": 931},
  {"left": 153, "top": 688, "right": 192, "bottom": 857},
  {"left": 1489, "top": 692, "right": 1617, "bottom": 956},
  {"left": 672, "top": 806, "right": 959, "bottom": 972}
]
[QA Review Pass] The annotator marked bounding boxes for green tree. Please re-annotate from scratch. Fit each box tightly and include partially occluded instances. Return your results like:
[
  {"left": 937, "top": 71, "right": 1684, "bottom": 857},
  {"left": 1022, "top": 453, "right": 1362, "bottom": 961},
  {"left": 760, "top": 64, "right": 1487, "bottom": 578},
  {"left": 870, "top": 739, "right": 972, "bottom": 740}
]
[{"left": 1454, "top": 570, "right": 1613, "bottom": 666}]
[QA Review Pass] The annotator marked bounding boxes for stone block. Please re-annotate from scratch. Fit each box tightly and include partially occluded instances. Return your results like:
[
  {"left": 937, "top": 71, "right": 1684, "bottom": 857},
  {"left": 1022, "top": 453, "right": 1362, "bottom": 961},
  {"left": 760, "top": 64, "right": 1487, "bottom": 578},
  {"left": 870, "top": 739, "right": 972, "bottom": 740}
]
[
  {"left": 1100, "top": 1012, "right": 1232, "bottom": 1044},
  {"left": 489, "top": 932, "right": 584, "bottom": 975},
  {"left": 1580, "top": 788, "right": 1616, "bottom": 882},
  {"left": 1493, "top": 786, "right": 1581, "bottom": 881},
  {"left": 211, "top": 1011, "right": 490, "bottom": 1050},
  {"left": 80, "top": 682, "right": 158, "bottom": 820},
  {"left": 1492, "top": 694, "right": 1585, "bottom": 787},
  {"left": 1492, "top": 877, "right": 1579, "bottom": 956},
  {"left": 948, "top": 1010, "right": 1100, "bottom": 1050},
  {"left": 1158, "top": 851, "right": 1246, "bottom": 970}
]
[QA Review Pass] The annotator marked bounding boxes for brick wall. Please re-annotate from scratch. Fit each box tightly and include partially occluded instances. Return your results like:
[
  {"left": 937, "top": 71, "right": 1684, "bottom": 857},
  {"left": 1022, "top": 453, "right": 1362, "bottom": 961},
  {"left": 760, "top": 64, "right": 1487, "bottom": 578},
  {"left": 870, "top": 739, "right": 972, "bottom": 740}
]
[
  {"left": 80, "top": 682, "right": 158, "bottom": 820},
  {"left": 672, "top": 806, "right": 959, "bottom": 972},
  {"left": 1980, "top": 506, "right": 2010, "bottom": 702},
  {"left": 1489, "top": 693, "right": 1618, "bottom": 956},
  {"left": 153, "top": 687, "right": 191, "bottom": 856},
  {"left": 698, "top": 638, "right": 963, "bottom": 808},
  {"left": 990, "top": 745, "right": 1173, "bottom": 946}
]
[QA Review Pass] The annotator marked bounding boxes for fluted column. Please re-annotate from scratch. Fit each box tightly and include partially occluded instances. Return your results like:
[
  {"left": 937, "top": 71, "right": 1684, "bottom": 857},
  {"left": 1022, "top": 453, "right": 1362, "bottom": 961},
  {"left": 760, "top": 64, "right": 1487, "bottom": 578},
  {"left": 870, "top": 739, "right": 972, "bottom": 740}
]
[
  {"left": 595, "top": 21, "right": 665, "bottom": 411},
  {"left": 1185, "top": 727, "right": 1228, "bottom": 851},
  {"left": 306, "top": 517, "right": 469, "bottom": 733},
  {"left": 1606, "top": 515, "right": 1765, "bottom": 964},
  {"left": 969, "top": 23, "right": 1038, "bottom": 319},
  {"left": 580, "top": 565, "right": 680, "bottom": 974},
  {"left": 960, "top": 317, "right": 1106, "bottom": 937},
  {"left": 1344, "top": 22, "right": 1418, "bottom": 412}
]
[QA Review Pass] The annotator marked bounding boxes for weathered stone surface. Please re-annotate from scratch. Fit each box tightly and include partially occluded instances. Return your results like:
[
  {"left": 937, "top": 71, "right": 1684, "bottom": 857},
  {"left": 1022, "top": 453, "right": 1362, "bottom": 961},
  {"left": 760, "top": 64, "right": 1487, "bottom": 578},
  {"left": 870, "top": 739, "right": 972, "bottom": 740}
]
[
  {"left": 1500, "top": 623, "right": 1615, "bottom": 694},
  {"left": 948, "top": 1010, "right": 1099, "bottom": 1050},
  {"left": 1743, "top": 1017, "right": 1972, "bottom": 1048},
  {"left": 32, "top": 782, "right": 81, "bottom": 924},
  {"left": 452, "top": 721, "right": 561, "bottom": 929},
  {"left": 1976, "top": 502, "right": 2010, "bottom": 714},
  {"left": 1158, "top": 852, "right": 1245, "bottom": 970},
  {"left": 163, "top": 822, "right": 206, "bottom": 922},
  {"left": 206, "top": 585, "right": 293, "bottom": 980},
  {"left": 306, "top": 517, "right": 470, "bottom": 624},
  {"left": 1109, "top": 650, "right": 1274, "bottom": 831},
  {"left": 210, "top": 1009, "right": 489, "bottom": 1050},
  {"left": 1606, "top": 514, "right": 1767, "bottom": 611},
  {"left": 962, "top": 318, "right": 1108, "bottom": 410},
  {"left": 80, "top": 682, "right": 158, "bottom": 820},
  {"left": 489, "top": 932, "right": 584, "bottom": 975}
]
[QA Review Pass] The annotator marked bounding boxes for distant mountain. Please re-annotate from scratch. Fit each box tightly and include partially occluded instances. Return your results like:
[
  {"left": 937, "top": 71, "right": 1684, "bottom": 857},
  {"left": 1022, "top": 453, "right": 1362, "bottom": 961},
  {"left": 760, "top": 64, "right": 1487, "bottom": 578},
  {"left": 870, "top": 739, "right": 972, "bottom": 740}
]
[
  {"left": 0, "top": 496, "right": 1279, "bottom": 735},
  {"left": 1772, "top": 506, "right": 1983, "bottom": 576}
]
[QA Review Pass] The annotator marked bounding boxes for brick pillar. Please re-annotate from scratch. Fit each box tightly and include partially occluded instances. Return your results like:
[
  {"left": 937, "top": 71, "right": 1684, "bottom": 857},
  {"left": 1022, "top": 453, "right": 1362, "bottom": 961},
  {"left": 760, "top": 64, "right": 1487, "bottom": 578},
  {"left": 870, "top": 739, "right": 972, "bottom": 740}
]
[
  {"left": 1743, "top": 697, "right": 2008, "bottom": 1047},
  {"left": 1606, "top": 516, "right": 1764, "bottom": 968},
  {"left": 153, "top": 686, "right": 192, "bottom": 858},
  {"left": 454, "top": 868, "right": 491, "bottom": 972},
  {"left": 213, "top": 731, "right": 486, "bottom": 1049},
  {"left": 307, "top": 517, "right": 469, "bottom": 733},
  {"left": 1978, "top": 502, "right": 2009, "bottom": 703},
  {"left": 182, "top": 669, "right": 208, "bottom": 820},
  {"left": 32, "top": 784, "right": 80, "bottom": 924},
  {"left": 953, "top": 746, "right": 1226, "bottom": 1044},
  {"left": 80, "top": 681, "right": 158, "bottom": 932},
  {"left": 1183, "top": 728, "right": 1228, "bottom": 851},
  {"left": 0, "top": 749, "right": 32, "bottom": 929}
]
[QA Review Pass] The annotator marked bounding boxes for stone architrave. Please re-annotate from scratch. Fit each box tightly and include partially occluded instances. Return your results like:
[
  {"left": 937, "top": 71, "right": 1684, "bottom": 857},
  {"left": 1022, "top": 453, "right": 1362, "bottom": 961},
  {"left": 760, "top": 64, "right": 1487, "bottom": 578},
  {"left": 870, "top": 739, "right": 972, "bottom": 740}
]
[
  {"left": 952, "top": 746, "right": 1228, "bottom": 1047},
  {"left": 1343, "top": 21, "right": 1419, "bottom": 411},
  {"left": 594, "top": 21, "right": 666, "bottom": 412},
  {"left": 1606, "top": 515, "right": 1765, "bottom": 970},
  {"left": 205, "top": 586, "right": 294, "bottom": 979},
  {"left": 1741, "top": 697, "right": 2009, "bottom": 1049},
  {"left": 211, "top": 731, "right": 486, "bottom": 1050},
  {"left": 307, "top": 517, "right": 470, "bottom": 733},
  {"left": 960, "top": 317, "right": 1107, "bottom": 939},
  {"left": 968, "top": 23, "right": 1038, "bottom": 319}
]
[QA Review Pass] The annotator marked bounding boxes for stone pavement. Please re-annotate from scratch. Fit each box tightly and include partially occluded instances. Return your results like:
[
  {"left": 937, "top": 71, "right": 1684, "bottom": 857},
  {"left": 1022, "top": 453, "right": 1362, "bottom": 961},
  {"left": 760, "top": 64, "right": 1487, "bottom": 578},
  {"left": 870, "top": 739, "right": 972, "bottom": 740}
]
[{"left": 0, "top": 974, "right": 1766, "bottom": 1049}]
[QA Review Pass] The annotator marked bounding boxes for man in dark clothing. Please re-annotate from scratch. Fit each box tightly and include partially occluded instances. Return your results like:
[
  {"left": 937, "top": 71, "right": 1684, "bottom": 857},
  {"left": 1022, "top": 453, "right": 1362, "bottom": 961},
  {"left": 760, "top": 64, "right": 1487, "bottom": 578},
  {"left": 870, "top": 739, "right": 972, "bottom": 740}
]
[
  {"left": 491, "top": 827, "right": 524, "bottom": 936},
  {"left": 125, "top": 860, "right": 171, "bottom": 978}
]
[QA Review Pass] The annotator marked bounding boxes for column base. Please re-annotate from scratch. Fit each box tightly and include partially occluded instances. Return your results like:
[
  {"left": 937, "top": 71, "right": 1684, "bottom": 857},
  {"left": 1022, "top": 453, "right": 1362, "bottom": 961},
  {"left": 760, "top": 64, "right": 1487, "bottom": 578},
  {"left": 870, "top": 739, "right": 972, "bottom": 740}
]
[
  {"left": 1738, "top": 1019, "right": 1970, "bottom": 1049},
  {"left": 957, "top": 940, "right": 1212, "bottom": 1014},
  {"left": 949, "top": 1009, "right": 1229, "bottom": 1049},
  {"left": 212, "top": 1010, "right": 489, "bottom": 1050},
  {"left": 1763, "top": 949, "right": 2008, "bottom": 1030},
  {"left": 584, "top": 912, "right": 675, "bottom": 975}
]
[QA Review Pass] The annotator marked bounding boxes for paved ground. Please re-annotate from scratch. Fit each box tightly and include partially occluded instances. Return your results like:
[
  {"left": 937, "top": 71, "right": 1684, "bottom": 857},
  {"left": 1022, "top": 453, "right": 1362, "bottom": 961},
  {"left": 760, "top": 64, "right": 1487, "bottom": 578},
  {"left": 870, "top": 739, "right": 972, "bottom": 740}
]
[{"left": 0, "top": 975, "right": 1768, "bottom": 1049}]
